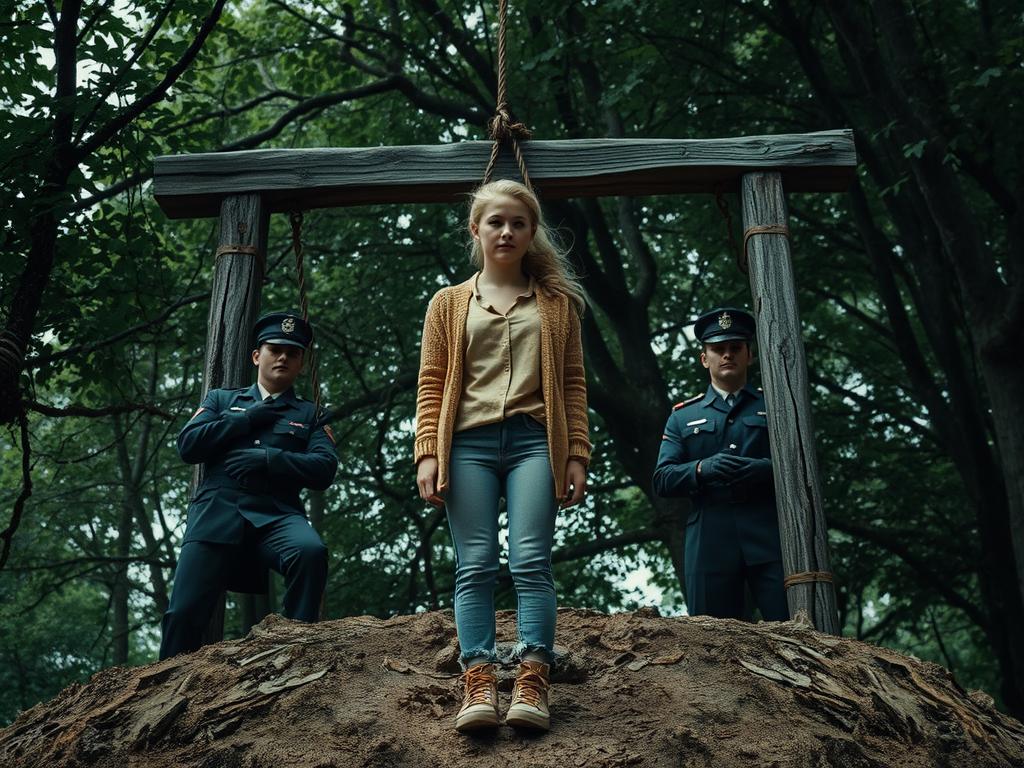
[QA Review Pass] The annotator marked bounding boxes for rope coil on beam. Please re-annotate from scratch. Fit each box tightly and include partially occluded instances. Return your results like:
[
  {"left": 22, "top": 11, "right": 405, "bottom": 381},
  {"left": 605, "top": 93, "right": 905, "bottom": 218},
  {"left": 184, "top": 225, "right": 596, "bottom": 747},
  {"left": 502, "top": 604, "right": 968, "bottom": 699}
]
[
  {"left": 783, "top": 570, "right": 834, "bottom": 589},
  {"left": 213, "top": 243, "right": 265, "bottom": 271},
  {"left": 741, "top": 224, "right": 790, "bottom": 272},
  {"left": 214, "top": 244, "right": 258, "bottom": 256}
]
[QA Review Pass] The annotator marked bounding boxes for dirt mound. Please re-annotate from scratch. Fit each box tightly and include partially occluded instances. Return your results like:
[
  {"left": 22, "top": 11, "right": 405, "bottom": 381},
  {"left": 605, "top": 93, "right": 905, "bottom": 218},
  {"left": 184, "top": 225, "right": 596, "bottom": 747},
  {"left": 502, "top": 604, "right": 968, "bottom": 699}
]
[{"left": 2, "top": 608, "right": 1022, "bottom": 767}]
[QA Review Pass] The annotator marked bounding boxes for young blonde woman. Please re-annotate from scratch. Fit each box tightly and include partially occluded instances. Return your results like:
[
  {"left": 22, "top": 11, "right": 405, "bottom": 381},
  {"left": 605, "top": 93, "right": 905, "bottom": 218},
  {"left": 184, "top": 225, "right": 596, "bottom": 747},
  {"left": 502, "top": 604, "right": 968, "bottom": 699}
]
[{"left": 414, "top": 180, "right": 591, "bottom": 732}]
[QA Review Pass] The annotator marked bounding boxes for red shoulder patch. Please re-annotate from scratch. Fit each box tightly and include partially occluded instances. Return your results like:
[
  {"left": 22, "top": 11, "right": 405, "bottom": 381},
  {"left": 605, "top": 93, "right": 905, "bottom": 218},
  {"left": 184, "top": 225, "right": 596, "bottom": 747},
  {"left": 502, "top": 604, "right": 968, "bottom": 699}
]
[{"left": 672, "top": 393, "right": 703, "bottom": 411}]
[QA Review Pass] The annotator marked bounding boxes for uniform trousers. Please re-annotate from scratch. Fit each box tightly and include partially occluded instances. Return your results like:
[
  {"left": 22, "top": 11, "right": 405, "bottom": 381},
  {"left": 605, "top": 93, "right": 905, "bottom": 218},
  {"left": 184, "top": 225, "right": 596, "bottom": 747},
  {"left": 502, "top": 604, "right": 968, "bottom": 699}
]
[
  {"left": 686, "top": 541, "right": 788, "bottom": 621},
  {"left": 159, "top": 513, "right": 327, "bottom": 659}
]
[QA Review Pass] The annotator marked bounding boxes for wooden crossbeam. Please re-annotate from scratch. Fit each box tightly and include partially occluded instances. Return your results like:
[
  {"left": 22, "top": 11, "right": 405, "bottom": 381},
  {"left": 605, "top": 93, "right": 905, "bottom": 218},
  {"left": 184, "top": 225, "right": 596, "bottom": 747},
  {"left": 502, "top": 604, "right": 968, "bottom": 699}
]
[{"left": 153, "top": 130, "right": 855, "bottom": 219}]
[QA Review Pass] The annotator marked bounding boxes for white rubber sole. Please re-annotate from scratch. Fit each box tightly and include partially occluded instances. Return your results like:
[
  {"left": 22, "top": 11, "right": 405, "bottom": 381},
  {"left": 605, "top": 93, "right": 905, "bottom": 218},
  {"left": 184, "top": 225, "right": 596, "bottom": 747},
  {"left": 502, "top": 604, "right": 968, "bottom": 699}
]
[
  {"left": 455, "top": 704, "right": 500, "bottom": 732},
  {"left": 505, "top": 704, "right": 550, "bottom": 731}
]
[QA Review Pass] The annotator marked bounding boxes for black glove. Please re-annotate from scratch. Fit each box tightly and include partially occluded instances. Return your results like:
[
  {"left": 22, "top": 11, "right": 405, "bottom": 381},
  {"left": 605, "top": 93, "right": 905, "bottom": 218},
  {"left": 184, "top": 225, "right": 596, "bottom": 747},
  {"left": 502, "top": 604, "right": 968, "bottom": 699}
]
[
  {"left": 699, "top": 452, "right": 741, "bottom": 486},
  {"left": 724, "top": 456, "right": 773, "bottom": 486},
  {"left": 223, "top": 448, "right": 267, "bottom": 480},
  {"left": 245, "top": 399, "right": 279, "bottom": 430}
]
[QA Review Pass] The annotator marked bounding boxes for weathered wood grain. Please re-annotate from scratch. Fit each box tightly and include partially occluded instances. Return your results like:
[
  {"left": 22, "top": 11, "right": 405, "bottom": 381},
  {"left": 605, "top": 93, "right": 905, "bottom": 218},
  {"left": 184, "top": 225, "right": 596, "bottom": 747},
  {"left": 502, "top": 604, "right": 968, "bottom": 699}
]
[
  {"left": 741, "top": 172, "right": 840, "bottom": 635},
  {"left": 202, "top": 194, "right": 267, "bottom": 394},
  {"left": 198, "top": 193, "right": 269, "bottom": 644},
  {"left": 154, "top": 130, "right": 856, "bottom": 218}
]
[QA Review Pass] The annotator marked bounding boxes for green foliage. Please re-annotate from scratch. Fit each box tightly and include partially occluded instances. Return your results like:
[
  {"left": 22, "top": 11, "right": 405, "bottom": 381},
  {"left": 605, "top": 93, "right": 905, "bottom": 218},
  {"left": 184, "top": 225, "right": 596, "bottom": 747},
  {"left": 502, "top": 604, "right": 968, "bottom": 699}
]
[{"left": 2, "top": 0, "right": 1021, "bottom": 725}]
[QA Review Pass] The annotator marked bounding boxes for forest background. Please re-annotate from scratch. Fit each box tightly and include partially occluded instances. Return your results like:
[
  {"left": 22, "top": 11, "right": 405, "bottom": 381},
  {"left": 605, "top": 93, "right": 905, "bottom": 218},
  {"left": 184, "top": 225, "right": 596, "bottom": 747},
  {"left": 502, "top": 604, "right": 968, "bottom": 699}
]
[{"left": 1, "top": 0, "right": 1022, "bottom": 726}]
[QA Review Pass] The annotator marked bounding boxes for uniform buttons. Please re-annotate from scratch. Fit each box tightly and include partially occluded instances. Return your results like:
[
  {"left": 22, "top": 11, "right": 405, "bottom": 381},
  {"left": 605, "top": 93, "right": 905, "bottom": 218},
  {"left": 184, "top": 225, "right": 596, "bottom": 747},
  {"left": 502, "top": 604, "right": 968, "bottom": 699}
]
[
  {"left": 254, "top": 440, "right": 261, "bottom": 445},
  {"left": 728, "top": 418, "right": 735, "bottom": 424}
]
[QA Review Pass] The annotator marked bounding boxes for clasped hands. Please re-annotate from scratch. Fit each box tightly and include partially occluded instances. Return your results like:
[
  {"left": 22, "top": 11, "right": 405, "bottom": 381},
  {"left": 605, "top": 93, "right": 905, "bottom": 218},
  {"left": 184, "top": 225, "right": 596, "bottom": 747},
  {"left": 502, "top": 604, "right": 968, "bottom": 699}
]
[
  {"left": 698, "top": 452, "right": 771, "bottom": 487},
  {"left": 218, "top": 400, "right": 278, "bottom": 482},
  {"left": 222, "top": 448, "right": 267, "bottom": 481},
  {"left": 245, "top": 399, "right": 280, "bottom": 429}
]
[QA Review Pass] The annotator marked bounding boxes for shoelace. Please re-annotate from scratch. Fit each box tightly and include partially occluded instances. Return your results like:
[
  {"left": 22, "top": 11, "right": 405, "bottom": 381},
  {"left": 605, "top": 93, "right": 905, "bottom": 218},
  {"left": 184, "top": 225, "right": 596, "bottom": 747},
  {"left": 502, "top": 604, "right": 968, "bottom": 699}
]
[
  {"left": 460, "top": 666, "right": 496, "bottom": 705},
  {"left": 512, "top": 669, "right": 548, "bottom": 707}
]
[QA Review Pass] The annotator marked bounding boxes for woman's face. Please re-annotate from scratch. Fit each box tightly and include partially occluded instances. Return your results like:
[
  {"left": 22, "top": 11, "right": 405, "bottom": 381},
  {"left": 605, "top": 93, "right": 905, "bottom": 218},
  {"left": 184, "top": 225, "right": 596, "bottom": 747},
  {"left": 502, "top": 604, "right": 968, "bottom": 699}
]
[{"left": 471, "top": 194, "right": 536, "bottom": 268}]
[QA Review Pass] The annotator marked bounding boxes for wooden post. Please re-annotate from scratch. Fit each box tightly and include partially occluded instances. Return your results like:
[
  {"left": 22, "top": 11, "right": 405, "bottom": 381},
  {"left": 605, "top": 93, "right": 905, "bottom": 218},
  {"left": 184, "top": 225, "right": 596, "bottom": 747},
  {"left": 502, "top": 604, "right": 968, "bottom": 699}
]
[
  {"left": 197, "top": 193, "right": 268, "bottom": 645},
  {"left": 740, "top": 172, "right": 840, "bottom": 635}
]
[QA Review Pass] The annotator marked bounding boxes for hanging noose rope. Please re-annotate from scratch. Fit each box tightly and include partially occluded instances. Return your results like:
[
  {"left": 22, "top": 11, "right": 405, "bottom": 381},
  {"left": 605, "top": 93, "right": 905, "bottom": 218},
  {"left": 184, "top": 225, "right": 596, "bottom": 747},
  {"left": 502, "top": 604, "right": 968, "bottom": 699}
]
[
  {"left": 481, "top": 0, "right": 533, "bottom": 188},
  {"left": 289, "top": 211, "right": 322, "bottom": 413}
]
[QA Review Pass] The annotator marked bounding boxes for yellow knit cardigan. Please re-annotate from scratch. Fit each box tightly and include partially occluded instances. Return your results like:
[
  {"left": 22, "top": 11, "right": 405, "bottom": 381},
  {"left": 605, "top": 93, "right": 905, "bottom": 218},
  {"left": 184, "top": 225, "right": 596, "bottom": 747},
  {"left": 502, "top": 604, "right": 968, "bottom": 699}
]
[{"left": 414, "top": 275, "right": 592, "bottom": 499}]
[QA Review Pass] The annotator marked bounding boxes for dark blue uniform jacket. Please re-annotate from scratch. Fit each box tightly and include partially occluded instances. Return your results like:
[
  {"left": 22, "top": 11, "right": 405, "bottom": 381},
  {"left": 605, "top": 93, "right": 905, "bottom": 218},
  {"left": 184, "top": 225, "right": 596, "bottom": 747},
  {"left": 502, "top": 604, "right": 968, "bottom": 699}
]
[
  {"left": 177, "top": 384, "right": 337, "bottom": 590},
  {"left": 653, "top": 383, "right": 782, "bottom": 568}
]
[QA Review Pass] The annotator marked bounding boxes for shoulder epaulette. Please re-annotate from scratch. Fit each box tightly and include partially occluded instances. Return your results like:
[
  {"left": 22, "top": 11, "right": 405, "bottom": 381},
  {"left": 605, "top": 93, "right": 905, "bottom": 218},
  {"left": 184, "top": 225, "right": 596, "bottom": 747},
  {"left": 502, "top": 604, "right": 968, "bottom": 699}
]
[{"left": 672, "top": 393, "right": 703, "bottom": 411}]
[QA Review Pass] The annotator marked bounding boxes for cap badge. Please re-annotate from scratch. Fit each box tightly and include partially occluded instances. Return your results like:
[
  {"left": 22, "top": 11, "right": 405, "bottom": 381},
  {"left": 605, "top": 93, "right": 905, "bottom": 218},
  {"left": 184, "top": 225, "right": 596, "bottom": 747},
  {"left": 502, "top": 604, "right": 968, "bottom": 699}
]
[
  {"left": 718, "top": 312, "right": 732, "bottom": 330},
  {"left": 281, "top": 317, "right": 296, "bottom": 334}
]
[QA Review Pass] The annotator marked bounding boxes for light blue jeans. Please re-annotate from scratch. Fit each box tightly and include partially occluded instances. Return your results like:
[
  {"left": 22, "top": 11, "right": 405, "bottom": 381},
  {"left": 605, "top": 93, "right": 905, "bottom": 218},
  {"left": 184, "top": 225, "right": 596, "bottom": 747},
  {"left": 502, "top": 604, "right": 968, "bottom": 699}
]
[{"left": 446, "top": 414, "right": 558, "bottom": 666}]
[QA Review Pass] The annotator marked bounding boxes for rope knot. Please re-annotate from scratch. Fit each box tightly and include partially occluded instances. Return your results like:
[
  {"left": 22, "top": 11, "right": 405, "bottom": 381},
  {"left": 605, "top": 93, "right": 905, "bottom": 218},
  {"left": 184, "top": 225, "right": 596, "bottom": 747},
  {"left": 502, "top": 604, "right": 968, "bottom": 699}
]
[
  {"left": 480, "top": 0, "right": 533, "bottom": 189},
  {"left": 487, "top": 105, "right": 532, "bottom": 143}
]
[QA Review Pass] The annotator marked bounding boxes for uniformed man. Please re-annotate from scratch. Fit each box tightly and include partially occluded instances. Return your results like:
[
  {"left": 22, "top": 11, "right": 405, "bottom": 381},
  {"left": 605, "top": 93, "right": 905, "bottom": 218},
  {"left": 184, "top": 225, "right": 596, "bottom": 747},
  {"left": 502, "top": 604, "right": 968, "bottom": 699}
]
[
  {"left": 652, "top": 307, "right": 787, "bottom": 621},
  {"left": 159, "top": 311, "right": 338, "bottom": 659}
]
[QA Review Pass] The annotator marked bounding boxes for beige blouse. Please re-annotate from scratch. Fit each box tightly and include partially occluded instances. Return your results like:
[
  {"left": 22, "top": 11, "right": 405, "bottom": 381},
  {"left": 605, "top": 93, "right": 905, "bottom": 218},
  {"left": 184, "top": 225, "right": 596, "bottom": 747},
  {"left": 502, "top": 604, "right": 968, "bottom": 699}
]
[
  {"left": 454, "top": 274, "right": 546, "bottom": 432},
  {"left": 414, "top": 274, "right": 592, "bottom": 498}
]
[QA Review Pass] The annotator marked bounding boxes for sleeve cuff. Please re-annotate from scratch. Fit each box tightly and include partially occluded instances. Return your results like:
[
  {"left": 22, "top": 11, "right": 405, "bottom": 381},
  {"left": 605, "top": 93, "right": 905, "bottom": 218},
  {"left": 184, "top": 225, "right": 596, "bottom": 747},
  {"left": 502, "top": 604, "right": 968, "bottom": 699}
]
[
  {"left": 414, "top": 437, "right": 438, "bottom": 464},
  {"left": 568, "top": 438, "right": 592, "bottom": 467}
]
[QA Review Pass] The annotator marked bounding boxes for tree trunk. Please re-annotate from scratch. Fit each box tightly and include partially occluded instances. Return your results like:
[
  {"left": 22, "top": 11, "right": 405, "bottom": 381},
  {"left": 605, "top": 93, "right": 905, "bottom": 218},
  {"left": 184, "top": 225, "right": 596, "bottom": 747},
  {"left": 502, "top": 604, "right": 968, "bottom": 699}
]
[
  {"left": 111, "top": 496, "right": 133, "bottom": 666},
  {"left": 112, "top": 410, "right": 170, "bottom": 617},
  {"left": 0, "top": 0, "right": 81, "bottom": 426}
]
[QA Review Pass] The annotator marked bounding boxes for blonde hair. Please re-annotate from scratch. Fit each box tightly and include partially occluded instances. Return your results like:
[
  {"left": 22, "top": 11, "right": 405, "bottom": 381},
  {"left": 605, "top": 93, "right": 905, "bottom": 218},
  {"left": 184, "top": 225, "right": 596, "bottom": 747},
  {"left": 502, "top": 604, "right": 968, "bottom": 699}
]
[{"left": 468, "top": 180, "right": 586, "bottom": 315}]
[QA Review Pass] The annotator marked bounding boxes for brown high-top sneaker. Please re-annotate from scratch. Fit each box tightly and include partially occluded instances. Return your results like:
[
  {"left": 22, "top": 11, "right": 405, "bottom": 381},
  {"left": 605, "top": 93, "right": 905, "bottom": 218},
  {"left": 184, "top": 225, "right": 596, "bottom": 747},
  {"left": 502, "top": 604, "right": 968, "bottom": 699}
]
[
  {"left": 455, "top": 663, "right": 499, "bottom": 732},
  {"left": 505, "top": 660, "right": 551, "bottom": 731}
]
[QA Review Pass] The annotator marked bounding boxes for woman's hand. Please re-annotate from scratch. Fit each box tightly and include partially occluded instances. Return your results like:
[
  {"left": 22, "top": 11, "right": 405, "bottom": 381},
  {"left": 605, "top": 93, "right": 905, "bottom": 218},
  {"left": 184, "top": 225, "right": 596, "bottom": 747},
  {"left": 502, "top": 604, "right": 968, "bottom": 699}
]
[
  {"left": 416, "top": 456, "right": 444, "bottom": 507},
  {"left": 561, "top": 459, "right": 587, "bottom": 509}
]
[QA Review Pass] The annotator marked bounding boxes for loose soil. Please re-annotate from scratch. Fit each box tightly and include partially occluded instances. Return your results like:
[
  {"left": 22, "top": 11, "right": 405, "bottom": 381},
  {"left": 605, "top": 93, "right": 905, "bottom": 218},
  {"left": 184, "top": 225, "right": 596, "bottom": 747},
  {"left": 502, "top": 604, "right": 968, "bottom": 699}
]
[{"left": 2, "top": 608, "right": 1022, "bottom": 767}]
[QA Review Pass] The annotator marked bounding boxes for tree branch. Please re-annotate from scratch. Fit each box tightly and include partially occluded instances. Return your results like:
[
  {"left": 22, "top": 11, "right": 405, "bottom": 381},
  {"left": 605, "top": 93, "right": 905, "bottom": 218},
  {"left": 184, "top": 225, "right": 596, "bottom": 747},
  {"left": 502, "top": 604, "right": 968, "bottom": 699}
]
[
  {"left": 617, "top": 197, "right": 658, "bottom": 307},
  {"left": 217, "top": 78, "right": 402, "bottom": 151},
  {"left": 70, "top": 169, "right": 152, "bottom": 213},
  {"left": 24, "top": 401, "right": 175, "bottom": 421},
  {"left": 831, "top": 518, "right": 988, "bottom": 630},
  {"left": 75, "top": 0, "right": 178, "bottom": 143},
  {"left": 552, "top": 527, "right": 661, "bottom": 565},
  {"left": 410, "top": 0, "right": 496, "bottom": 97},
  {"left": 75, "top": 0, "right": 229, "bottom": 160},
  {"left": 5, "top": 554, "right": 175, "bottom": 572},
  {"left": 29, "top": 291, "right": 209, "bottom": 367}
]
